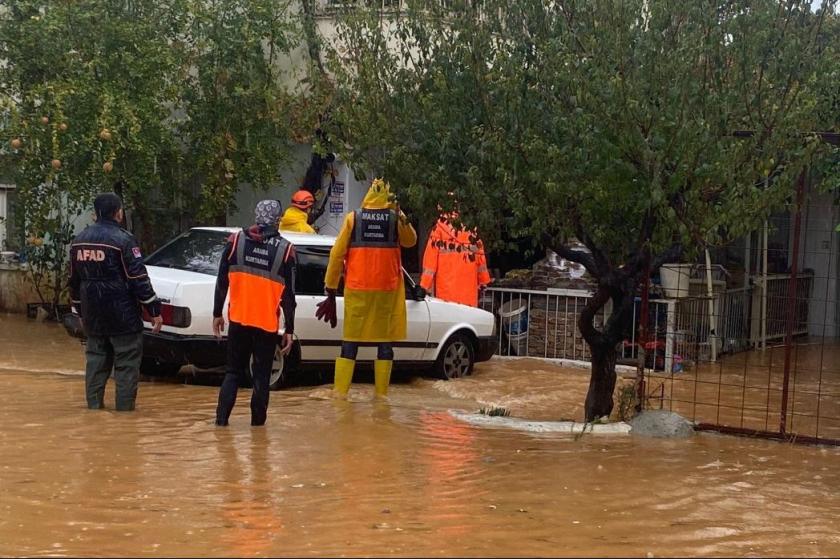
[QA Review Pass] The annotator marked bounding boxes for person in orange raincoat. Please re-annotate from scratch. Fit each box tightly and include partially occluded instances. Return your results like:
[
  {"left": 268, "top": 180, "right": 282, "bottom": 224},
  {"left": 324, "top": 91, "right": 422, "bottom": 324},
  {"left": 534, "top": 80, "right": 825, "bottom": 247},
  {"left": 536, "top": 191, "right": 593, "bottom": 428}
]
[
  {"left": 315, "top": 178, "right": 417, "bottom": 399},
  {"left": 420, "top": 211, "right": 491, "bottom": 307}
]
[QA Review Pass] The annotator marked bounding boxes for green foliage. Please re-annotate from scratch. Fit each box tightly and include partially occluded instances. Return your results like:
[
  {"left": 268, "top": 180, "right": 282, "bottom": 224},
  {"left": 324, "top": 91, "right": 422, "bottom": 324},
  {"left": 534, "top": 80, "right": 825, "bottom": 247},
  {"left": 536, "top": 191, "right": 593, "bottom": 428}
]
[
  {"left": 178, "top": 0, "right": 312, "bottom": 221},
  {"left": 0, "top": 0, "right": 186, "bottom": 309},
  {"left": 328, "top": 0, "right": 838, "bottom": 419},
  {"left": 0, "top": 0, "right": 321, "bottom": 307},
  {"left": 329, "top": 0, "right": 838, "bottom": 261}
]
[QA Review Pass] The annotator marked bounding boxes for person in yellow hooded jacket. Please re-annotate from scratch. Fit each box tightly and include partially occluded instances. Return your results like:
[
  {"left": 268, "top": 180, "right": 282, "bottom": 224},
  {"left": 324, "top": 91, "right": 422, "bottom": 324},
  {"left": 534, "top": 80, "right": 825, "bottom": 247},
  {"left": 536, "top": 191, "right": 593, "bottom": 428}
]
[
  {"left": 279, "top": 190, "right": 317, "bottom": 234},
  {"left": 315, "top": 178, "right": 417, "bottom": 399}
]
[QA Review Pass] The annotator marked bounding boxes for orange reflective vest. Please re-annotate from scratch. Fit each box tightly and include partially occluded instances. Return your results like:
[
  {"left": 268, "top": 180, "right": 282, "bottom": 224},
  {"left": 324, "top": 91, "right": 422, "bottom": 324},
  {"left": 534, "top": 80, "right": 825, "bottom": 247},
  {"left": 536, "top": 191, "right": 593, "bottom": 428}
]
[
  {"left": 227, "top": 232, "right": 290, "bottom": 333},
  {"left": 420, "top": 220, "right": 491, "bottom": 307},
  {"left": 345, "top": 208, "right": 401, "bottom": 291}
]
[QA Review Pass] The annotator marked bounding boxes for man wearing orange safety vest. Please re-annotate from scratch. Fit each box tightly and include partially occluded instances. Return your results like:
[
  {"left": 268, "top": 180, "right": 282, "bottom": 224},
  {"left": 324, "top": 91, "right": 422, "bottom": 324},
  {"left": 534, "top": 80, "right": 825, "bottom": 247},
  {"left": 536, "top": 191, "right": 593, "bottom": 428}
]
[
  {"left": 212, "top": 200, "right": 297, "bottom": 426},
  {"left": 420, "top": 213, "right": 491, "bottom": 307},
  {"left": 279, "top": 190, "right": 317, "bottom": 234},
  {"left": 315, "top": 178, "right": 417, "bottom": 399}
]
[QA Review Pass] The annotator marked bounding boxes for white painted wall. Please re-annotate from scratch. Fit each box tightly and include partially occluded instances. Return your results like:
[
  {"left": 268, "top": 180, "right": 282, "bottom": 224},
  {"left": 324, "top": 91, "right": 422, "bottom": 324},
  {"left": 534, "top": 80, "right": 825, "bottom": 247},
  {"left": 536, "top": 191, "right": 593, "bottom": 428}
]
[
  {"left": 227, "top": 144, "right": 370, "bottom": 234},
  {"left": 800, "top": 190, "right": 840, "bottom": 338}
]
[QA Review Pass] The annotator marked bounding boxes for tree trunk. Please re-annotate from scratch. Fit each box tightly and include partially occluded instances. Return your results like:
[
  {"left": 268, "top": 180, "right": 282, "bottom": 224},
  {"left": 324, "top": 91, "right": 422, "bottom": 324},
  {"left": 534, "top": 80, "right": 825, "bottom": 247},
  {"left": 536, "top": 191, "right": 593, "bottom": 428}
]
[
  {"left": 585, "top": 342, "right": 618, "bottom": 421},
  {"left": 578, "top": 278, "right": 637, "bottom": 422}
]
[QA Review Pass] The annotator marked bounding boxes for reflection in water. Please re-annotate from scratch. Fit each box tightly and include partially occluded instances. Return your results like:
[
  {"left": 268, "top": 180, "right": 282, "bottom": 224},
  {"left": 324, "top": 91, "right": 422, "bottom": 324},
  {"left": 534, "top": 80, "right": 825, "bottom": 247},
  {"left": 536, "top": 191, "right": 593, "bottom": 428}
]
[
  {"left": 215, "top": 429, "right": 285, "bottom": 556},
  {"left": 2, "top": 314, "right": 840, "bottom": 557}
]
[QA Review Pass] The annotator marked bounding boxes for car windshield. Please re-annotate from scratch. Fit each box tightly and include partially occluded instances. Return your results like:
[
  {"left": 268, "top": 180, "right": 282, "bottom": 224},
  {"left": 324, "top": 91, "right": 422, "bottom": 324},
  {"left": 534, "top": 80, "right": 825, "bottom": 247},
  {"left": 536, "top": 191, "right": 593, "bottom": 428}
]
[{"left": 145, "top": 229, "right": 231, "bottom": 275}]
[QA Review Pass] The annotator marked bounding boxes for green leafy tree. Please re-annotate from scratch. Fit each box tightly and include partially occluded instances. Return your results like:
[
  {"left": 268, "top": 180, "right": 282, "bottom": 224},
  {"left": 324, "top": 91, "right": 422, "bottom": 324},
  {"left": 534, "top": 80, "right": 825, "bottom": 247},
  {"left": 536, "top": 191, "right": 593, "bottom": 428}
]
[
  {"left": 0, "top": 0, "right": 186, "bottom": 314},
  {"left": 0, "top": 0, "right": 322, "bottom": 314},
  {"left": 329, "top": 0, "right": 839, "bottom": 420},
  {"left": 178, "top": 0, "right": 310, "bottom": 221}
]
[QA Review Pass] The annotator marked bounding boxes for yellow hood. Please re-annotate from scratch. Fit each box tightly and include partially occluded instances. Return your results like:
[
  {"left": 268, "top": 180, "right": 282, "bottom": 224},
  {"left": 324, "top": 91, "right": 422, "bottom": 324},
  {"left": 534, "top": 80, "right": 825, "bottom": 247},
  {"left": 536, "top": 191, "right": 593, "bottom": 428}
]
[{"left": 361, "top": 178, "right": 394, "bottom": 210}]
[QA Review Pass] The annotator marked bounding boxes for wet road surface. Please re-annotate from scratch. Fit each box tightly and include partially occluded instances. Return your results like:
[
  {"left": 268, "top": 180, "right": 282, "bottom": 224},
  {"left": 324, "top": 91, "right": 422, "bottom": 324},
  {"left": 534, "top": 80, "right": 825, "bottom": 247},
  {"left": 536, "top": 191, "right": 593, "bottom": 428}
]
[{"left": 2, "top": 314, "right": 840, "bottom": 557}]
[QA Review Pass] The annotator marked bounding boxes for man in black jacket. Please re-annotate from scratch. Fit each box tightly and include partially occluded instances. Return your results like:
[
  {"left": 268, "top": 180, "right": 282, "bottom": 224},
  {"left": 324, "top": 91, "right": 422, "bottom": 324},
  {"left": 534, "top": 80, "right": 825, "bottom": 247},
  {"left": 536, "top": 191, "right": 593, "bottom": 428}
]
[{"left": 68, "top": 193, "right": 163, "bottom": 411}]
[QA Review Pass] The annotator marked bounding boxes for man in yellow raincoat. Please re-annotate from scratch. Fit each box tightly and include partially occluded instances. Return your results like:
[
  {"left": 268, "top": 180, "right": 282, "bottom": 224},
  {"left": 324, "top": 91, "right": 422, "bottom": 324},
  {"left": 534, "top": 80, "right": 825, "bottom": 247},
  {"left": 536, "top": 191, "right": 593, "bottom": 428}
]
[
  {"left": 315, "top": 178, "right": 417, "bottom": 398},
  {"left": 279, "top": 190, "right": 316, "bottom": 234}
]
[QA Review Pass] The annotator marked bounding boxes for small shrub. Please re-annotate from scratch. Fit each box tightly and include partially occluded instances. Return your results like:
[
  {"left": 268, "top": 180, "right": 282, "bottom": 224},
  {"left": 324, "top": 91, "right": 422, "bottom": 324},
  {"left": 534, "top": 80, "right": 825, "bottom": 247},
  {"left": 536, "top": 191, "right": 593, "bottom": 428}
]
[{"left": 478, "top": 406, "right": 511, "bottom": 417}]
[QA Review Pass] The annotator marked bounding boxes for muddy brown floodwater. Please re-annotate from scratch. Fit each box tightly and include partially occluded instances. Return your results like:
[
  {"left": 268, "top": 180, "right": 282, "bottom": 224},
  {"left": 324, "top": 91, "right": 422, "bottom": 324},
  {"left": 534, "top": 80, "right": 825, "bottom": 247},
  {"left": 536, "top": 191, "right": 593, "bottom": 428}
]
[{"left": 2, "top": 313, "right": 840, "bottom": 557}]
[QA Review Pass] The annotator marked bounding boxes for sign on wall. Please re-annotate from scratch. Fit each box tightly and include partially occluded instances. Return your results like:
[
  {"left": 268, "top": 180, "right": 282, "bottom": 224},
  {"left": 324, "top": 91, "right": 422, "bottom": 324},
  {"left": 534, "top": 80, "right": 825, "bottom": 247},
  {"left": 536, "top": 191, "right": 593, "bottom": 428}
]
[{"left": 329, "top": 181, "right": 345, "bottom": 215}]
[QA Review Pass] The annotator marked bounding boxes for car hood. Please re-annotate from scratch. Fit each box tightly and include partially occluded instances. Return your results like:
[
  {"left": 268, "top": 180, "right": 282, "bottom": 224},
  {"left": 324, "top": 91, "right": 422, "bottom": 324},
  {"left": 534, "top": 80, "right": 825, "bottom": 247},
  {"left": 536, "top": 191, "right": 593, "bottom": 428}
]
[{"left": 426, "top": 295, "right": 495, "bottom": 336}]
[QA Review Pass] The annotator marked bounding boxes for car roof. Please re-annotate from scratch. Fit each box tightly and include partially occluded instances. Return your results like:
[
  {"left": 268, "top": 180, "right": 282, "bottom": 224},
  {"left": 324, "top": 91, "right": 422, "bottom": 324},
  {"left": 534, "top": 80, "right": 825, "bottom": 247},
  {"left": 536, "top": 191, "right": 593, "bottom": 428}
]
[{"left": 192, "top": 227, "right": 336, "bottom": 247}]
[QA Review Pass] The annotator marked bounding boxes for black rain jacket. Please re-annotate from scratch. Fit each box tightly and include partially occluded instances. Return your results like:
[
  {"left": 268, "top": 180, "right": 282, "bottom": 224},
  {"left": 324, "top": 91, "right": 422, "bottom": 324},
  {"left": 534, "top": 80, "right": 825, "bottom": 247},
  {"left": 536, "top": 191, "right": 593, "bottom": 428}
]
[{"left": 68, "top": 218, "right": 161, "bottom": 336}]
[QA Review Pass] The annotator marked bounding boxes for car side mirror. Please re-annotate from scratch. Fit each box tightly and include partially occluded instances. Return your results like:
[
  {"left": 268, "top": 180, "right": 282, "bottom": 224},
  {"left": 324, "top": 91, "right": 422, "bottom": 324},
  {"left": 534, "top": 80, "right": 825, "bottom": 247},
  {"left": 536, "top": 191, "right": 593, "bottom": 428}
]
[{"left": 412, "top": 284, "right": 427, "bottom": 301}]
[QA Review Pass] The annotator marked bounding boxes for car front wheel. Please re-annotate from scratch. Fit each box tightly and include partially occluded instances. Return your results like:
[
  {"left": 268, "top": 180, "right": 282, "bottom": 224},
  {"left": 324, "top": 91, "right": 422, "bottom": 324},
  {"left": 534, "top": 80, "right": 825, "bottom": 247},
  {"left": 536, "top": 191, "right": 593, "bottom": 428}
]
[{"left": 435, "top": 333, "right": 475, "bottom": 380}]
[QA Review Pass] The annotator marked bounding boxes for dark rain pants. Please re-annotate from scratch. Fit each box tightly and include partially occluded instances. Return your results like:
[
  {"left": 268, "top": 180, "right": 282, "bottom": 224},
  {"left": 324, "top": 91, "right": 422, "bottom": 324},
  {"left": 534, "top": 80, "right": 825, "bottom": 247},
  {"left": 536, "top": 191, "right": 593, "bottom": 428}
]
[
  {"left": 85, "top": 332, "right": 144, "bottom": 411},
  {"left": 340, "top": 342, "right": 394, "bottom": 360},
  {"left": 216, "top": 321, "right": 277, "bottom": 427}
]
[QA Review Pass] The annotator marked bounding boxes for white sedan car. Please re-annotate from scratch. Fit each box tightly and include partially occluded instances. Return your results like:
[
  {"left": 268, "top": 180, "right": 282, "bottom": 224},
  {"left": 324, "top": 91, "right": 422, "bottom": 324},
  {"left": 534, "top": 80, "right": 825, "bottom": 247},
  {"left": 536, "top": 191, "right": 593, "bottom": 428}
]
[{"left": 138, "top": 227, "right": 496, "bottom": 389}]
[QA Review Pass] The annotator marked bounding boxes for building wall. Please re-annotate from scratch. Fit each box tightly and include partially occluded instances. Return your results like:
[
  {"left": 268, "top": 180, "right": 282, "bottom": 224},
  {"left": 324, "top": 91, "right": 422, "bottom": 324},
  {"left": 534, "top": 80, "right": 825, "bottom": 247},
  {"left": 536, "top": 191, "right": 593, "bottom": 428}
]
[
  {"left": 227, "top": 145, "right": 370, "bottom": 235},
  {"left": 800, "top": 189, "right": 840, "bottom": 338},
  {"left": 0, "top": 265, "right": 40, "bottom": 313}
]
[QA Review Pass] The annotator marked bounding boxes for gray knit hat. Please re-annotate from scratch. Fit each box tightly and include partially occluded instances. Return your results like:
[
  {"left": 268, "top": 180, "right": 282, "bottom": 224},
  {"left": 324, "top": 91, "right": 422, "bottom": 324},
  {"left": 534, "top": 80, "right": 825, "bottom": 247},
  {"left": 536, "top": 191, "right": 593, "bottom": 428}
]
[{"left": 254, "top": 199, "right": 283, "bottom": 226}]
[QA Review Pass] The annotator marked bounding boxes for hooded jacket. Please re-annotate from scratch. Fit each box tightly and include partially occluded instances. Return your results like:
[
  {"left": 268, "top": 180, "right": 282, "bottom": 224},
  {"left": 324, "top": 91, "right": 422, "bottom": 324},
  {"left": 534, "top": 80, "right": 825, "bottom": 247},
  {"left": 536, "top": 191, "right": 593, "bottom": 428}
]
[
  {"left": 420, "top": 215, "right": 491, "bottom": 307},
  {"left": 324, "top": 180, "right": 417, "bottom": 342},
  {"left": 279, "top": 206, "right": 316, "bottom": 234}
]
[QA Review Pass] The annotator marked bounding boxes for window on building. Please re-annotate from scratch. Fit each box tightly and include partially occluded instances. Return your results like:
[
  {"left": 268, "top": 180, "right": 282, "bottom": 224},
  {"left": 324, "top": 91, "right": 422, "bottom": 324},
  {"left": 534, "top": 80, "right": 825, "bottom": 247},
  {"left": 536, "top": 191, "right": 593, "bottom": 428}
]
[{"left": 0, "top": 184, "right": 21, "bottom": 253}]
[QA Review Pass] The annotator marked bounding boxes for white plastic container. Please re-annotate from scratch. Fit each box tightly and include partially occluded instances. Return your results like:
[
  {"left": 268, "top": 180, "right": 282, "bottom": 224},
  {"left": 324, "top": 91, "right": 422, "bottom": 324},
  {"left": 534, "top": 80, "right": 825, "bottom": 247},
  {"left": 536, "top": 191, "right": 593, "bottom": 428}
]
[
  {"left": 660, "top": 263, "right": 693, "bottom": 298},
  {"left": 499, "top": 300, "right": 529, "bottom": 355}
]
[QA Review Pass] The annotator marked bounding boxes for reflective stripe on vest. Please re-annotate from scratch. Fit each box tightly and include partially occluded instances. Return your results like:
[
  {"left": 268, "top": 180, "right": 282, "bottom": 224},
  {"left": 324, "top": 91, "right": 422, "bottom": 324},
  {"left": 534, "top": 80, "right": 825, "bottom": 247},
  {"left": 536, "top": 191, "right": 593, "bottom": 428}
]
[
  {"left": 346, "top": 209, "right": 401, "bottom": 291},
  {"left": 228, "top": 232, "right": 288, "bottom": 332}
]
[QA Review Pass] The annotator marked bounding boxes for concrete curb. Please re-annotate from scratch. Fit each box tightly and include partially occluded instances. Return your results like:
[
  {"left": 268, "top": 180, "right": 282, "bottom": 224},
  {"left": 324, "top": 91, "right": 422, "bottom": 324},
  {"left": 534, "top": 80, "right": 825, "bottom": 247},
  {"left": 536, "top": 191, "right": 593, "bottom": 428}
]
[
  {"left": 490, "top": 355, "right": 637, "bottom": 375},
  {"left": 449, "top": 410, "right": 632, "bottom": 434}
]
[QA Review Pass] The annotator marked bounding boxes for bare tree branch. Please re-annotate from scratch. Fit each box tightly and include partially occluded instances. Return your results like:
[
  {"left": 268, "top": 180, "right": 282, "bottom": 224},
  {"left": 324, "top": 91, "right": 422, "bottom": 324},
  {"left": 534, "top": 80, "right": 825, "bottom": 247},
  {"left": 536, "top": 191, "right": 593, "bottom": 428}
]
[
  {"left": 574, "top": 222, "right": 611, "bottom": 276},
  {"left": 542, "top": 233, "right": 601, "bottom": 278}
]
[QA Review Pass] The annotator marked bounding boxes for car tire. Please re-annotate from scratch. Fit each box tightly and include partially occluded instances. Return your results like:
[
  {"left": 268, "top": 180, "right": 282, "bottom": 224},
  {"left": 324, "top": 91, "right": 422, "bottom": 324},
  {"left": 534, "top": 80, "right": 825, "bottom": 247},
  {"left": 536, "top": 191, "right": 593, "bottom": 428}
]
[
  {"left": 139, "top": 357, "right": 181, "bottom": 377},
  {"left": 434, "top": 333, "right": 475, "bottom": 380},
  {"left": 250, "top": 345, "right": 289, "bottom": 391}
]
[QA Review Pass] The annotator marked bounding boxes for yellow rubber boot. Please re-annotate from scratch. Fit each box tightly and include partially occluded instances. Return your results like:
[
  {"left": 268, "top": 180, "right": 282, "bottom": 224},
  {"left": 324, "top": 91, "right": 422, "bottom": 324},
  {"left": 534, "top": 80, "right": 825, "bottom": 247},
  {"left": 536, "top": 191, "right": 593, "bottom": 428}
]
[
  {"left": 333, "top": 357, "right": 355, "bottom": 398},
  {"left": 374, "top": 359, "right": 393, "bottom": 399}
]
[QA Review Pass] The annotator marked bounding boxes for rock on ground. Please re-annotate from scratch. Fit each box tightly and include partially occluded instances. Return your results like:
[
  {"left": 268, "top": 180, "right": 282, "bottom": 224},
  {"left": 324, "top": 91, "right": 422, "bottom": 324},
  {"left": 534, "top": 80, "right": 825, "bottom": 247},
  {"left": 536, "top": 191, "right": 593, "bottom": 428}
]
[{"left": 630, "top": 410, "right": 695, "bottom": 438}]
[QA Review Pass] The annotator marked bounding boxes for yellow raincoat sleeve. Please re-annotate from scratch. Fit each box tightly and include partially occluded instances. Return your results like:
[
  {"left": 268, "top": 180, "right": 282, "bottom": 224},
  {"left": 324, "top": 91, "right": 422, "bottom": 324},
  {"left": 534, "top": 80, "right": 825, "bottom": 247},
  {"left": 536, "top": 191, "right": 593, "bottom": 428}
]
[
  {"left": 397, "top": 212, "right": 417, "bottom": 248},
  {"left": 324, "top": 212, "right": 354, "bottom": 291}
]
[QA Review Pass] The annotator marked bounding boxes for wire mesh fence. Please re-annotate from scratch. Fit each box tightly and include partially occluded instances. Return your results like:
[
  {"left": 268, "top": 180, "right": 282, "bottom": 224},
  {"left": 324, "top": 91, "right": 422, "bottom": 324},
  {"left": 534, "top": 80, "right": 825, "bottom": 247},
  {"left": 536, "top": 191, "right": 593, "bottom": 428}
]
[{"left": 481, "top": 186, "right": 840, "bottom": 446}]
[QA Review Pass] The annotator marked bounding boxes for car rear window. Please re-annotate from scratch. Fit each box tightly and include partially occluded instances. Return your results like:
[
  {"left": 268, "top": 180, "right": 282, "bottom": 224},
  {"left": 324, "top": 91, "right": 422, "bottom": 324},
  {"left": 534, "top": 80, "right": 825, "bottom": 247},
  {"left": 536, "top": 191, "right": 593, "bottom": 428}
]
[{"left": 145, "top": 229, "right": 231, "bottom": 275}]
